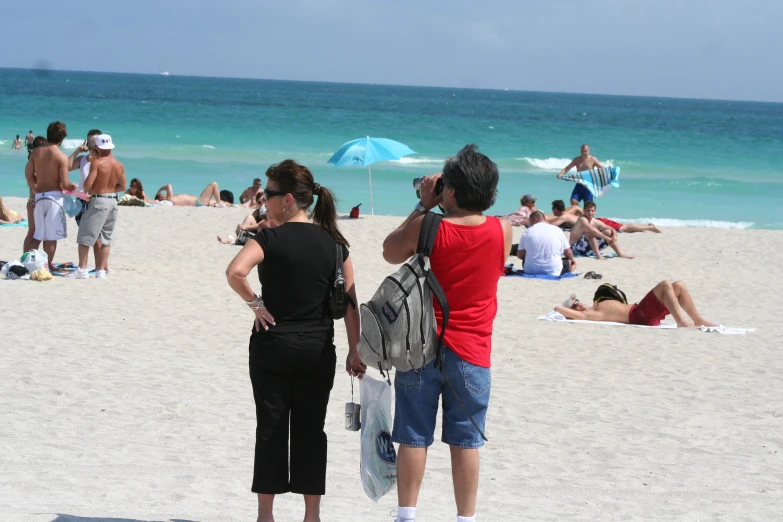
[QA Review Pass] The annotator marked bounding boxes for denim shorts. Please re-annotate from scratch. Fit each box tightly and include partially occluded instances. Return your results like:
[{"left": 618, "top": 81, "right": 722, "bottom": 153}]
[{"left": 392, "top": 347, "right": 491, "bottom": 449}]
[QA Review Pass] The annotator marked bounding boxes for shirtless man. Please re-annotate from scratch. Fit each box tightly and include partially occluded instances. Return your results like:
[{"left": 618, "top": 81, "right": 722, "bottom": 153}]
[
  {"left": 22, "top": 136, "right": 48, "bottom": 253},
  {"left": 74, "top": 134, "right": 126, "bottom": 279},
  {"left": 546, "top": 199, "right": 583, "bottom": 228},
  {"left": 154, "top": 181, "right": 224, "bottom": 206},
  {"left": 24, "top": 122, "right": 77, "bottom": 266},
  {"left": 569, "top": 201, "right": 633, "bottom": 259},
  {"left": 557, "top": 144, "right": 603, "bottom": 205},
  {"left": 239, "top": 178, "right": 263, "bottom": 206},
  {"left": 12, "top": 135, "right": 22, "bottom": 149},
  {"left": 555, "top": 280, "right": 716, "bottom": 328},
  {"left": 67, "top": 129, "right": 103, "bottom": 227},
  {"left": 25, "top": 130, "right": 35, "bottom": 154}
]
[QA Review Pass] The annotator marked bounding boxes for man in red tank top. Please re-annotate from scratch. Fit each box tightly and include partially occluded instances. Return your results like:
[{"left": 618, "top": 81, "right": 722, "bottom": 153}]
[{"left": 382, "top": 145, "right": 513, "bottom": 522}]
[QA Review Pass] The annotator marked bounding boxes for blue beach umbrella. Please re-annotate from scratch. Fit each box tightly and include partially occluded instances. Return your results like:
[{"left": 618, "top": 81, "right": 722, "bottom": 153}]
[{"left": 327, "top": 136, "right": 416, "bottom": 215}]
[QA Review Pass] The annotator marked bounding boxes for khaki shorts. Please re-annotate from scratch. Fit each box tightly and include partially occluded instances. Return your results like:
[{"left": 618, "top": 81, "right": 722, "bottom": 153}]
[{"left": 77, "top": 196, "right": 118, "bottom": 246}]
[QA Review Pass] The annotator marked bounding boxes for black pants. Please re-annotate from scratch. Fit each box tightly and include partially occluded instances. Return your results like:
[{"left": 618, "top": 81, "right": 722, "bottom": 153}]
[{"left": 248, "top": 328, "right": 336, "bottom": 495}]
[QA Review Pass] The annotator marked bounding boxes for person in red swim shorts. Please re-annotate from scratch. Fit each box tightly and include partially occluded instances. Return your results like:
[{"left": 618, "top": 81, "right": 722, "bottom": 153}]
[
  {"left": 555, "top": 280, "right": 717, "bottom": 328},
  {"left": 596, "top": 217, "right": 662, "bottom": 234}
]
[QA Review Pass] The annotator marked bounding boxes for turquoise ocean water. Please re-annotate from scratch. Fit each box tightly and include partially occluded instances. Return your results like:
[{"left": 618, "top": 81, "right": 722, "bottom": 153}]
[{"left": 1, "top": 68, "right": 781, "bottom": 229}]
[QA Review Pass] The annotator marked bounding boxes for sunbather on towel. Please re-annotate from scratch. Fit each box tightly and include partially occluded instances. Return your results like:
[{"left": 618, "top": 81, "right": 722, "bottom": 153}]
[
  {"left": 554, "top": 280, "right": 716, "bottom": 328},
  {"left": 154, "top": 182, "right": 225, "bottom": 207}
]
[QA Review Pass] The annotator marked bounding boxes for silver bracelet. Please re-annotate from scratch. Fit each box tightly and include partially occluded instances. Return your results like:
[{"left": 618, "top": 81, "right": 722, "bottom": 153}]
[{"left": 245, "top": 294, "right": 264, "bottom": 310}]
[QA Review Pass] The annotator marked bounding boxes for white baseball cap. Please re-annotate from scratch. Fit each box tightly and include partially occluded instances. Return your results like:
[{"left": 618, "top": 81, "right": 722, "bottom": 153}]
[{"left": 93, "top": 134, "right": 115, "bottom": 150}]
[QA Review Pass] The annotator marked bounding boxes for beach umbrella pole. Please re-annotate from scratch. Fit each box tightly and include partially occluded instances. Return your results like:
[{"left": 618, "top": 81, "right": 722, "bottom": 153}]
[{"left": 369, "top": 165, "right": 374, "bottom": 215}]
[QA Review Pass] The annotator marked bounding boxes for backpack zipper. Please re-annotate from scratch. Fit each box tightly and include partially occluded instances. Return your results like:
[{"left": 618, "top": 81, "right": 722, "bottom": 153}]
[
  {"left": 384, "top": 276, "right": 412, "bottom": 364},
  {"left": 403, "top": 262, "right": 427, "bottom": 351},
  {"left": 364, "top": 303, "right": 391, "bottom": 375}
]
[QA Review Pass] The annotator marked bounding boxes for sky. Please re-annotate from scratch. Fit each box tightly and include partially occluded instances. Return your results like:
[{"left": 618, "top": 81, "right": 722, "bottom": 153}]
[{"left": 2, "top": 0, "right": 781, "bottom": 102}]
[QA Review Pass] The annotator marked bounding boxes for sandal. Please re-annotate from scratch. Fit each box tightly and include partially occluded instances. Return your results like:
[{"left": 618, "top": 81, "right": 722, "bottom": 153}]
[{"left": 583, "top": 271, "right": 596, "bottom": 279}]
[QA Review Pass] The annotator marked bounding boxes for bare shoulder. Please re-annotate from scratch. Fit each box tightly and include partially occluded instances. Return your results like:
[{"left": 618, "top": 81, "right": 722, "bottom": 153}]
[{"left": 497, "top": 216, "right": 512, "bottom": 233}]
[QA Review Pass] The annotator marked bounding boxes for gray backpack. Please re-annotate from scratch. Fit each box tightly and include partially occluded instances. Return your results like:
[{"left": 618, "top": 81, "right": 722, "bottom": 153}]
[{"left": 357, "top": 213, "right": 449, "bottom": 379}]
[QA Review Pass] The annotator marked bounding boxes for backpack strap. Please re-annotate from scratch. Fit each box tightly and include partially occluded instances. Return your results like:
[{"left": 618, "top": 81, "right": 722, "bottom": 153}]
[
  {"left": 416, "top": 211, "right": 442, "bottom": 257},
  {"left": 415, "top": 212, "right": 448, "bottom": 360}
]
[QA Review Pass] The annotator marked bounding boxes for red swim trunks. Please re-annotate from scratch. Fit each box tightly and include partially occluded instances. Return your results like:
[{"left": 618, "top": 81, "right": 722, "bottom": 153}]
[
  {"left": 597, "top": 217, "right": 622, "bottom": 232},
  {"left": 628, "top": 290, "right": 670, "bottom": 326}
]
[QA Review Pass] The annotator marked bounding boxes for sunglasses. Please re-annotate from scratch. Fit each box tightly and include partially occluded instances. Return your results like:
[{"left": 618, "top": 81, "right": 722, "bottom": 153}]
[
  {"left": 570, "top": 299, "right": 580, "bottom": 310},
  {"left": 263, "top": 188, "right": 287, "bottom": 199}
]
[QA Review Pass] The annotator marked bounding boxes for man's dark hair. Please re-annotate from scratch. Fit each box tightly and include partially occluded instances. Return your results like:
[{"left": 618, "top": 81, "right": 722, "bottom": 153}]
[
  {"left": 32, "top": 136, "right": 48, "bottom": 148},
  {"left": 253, "top": 178, "right": 261, "bottom": 184},
  {"left": 219, "top": 190, "right": 235, "bottom": 204},
  {"left": 46, "top": 121, "right": 67, "bottom": 144},
  {"left": 87, "top": 128, "right": 102, "bottom": 138},
  {"left": 552, "top": 200, "right": 565, "bottom": 212},
  {"left": 584, "top": 201, "right": 596, "bottom": 210},
  {"left": 442, "top": 144, "right": 498, "bottom": 212}
]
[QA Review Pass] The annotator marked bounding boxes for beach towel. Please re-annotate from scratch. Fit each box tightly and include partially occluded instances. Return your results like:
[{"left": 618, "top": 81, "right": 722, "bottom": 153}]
[
  {"left": 561, "top": 166, "right": 620, "bottom": 197},
  {"left": 0, "top": 220, "right": 28, "bottom": 227},
  {"left": 700, "top": 325, "right": 755, "bottom": 335},
  {"left": 537, "top": 311, "right": 753, "bottom": 334},
  {"left": 504, "top": 264, "right": 579, "bottom": 280},
  {"left": 538, "top": 311, "right": 675, "bottom": 328},
  {"left": 573, "top": 251, "right": 617, "bottom": 259}
]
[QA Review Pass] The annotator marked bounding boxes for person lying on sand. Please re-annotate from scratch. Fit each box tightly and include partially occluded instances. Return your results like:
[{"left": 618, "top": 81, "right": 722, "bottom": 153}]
[
  {"left": 0, "top": 197, "right": 23, "bottom": 224},
  {"left": 154, "top": 182, "right": 225, "bottom": 207},
  {"left": 596, "top": 217, "right": 661, "bottom": 234},
  {"left": 545, "top": 199, "right": 582, "bottom": 228},
  {"left": 217, "top": 202, "right": 279, "bottom": 245},
  {"left": 555, "top": 280, "right": 716, "bottom": 328}
]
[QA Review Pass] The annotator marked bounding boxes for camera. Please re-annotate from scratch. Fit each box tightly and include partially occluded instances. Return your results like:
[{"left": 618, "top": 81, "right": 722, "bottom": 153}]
[
  {"left": 345, "top": 402, "right": 361, "bottom": 431},
  {"left": 412, "top": 177, "right": 444, "bottom": 199},
  {"left": 413, "top": 177, "right": 423, "bottom": 199}
]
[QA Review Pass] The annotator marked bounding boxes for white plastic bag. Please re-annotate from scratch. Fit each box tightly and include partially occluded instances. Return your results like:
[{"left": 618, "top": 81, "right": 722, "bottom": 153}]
[{"left": 360, "top": 374, "right": 397, "bottom": 502}]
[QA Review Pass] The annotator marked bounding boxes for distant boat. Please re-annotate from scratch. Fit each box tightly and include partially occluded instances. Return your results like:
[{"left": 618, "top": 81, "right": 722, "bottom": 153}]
[{"left": 160, "top": 71, "right": 170, "bottom": 76}]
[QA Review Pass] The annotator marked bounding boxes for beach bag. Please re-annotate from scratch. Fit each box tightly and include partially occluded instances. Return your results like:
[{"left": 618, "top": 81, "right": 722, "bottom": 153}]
[
  {"left": 328, "top": 243, "right": 355, "bottom": 319},
  {"left": 350, "top": 204, "right": 361, "bottom": 219},
  {"left": 360, "top": 375, "right": 397, "bottom": 502},
  {"left": 357, "top": 212, "right": 448, "bottom": 377},
  {"left": 593, "top": 283, "right": 628, "bottom": 305}
]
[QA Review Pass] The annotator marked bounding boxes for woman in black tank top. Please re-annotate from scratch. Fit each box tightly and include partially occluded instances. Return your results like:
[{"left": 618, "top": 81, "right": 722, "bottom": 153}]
[{"left": 226, "top": 160, "right": 365, "bottom": 521}]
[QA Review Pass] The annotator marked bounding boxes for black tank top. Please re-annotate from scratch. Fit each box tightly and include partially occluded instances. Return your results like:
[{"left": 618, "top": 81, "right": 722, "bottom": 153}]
[{"left": 251, "top": 222, "right": 348, "bottom": 333}]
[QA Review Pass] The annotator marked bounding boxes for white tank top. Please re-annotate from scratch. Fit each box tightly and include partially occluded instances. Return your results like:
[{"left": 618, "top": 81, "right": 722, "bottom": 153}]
[{"left": 79, "top": 155, "right": 91, "bottom": 192}]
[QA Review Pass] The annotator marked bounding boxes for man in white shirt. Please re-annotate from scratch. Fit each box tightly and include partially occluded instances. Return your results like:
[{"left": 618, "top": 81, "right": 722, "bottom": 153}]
[{"left": 517, "top": 211, "right": 577, "bottom": 276}]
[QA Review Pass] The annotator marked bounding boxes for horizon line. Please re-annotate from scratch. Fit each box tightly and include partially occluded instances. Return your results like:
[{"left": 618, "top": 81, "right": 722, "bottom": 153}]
[{"left": 1, "top": 66, "right": 781, "bottom": 105}]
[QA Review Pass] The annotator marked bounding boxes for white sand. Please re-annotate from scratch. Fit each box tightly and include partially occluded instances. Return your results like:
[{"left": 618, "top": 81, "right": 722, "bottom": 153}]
[{"left": 1, "top": 196, "right": 781, "bottom": 521}]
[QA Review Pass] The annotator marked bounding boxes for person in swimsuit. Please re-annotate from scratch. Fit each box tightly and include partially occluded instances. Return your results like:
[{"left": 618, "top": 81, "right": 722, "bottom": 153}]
[
  {"left": 557, "top": 144, "right": 603, "bottom": 205},
  {"left": 154, "top": 181, "right": 225, "bottom": 206},
  {"left": 22, "top": 136, "right": 48, "bottom": 253},
  {"left": 545, "top": 199, "right": 583, "bottom": 228},
  {"left": 0, "top": 197, "right": 23, "bottom": 224},
  {"left": 25, "top": 131, "right": 35, "bottom": 154},
  {"left": 596, "top": 217, "right": 661, "bottom": 234},
  {"left": 504, "top": 193, "right": 538, "bottom": 227},
  {"left": 25, "top": 122, "right": 77, "bottom": 266},
  {"left": 239, "top": 177, "right": 263, "bottom": 207},
  {"left": 554, "top": 280, "right": 717, "bottom": 328},
  {"left": 12, "top": 135, "right": 22, "bottom": 150},
  {"left": 569, "top": 201, "right": 634, "bottom": 259},
  {"left": 217, "top": 194, "right": 280, "bottom": 244},
  {"left": 124, "top": 178, "right": 156, "bottom": 204}
]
